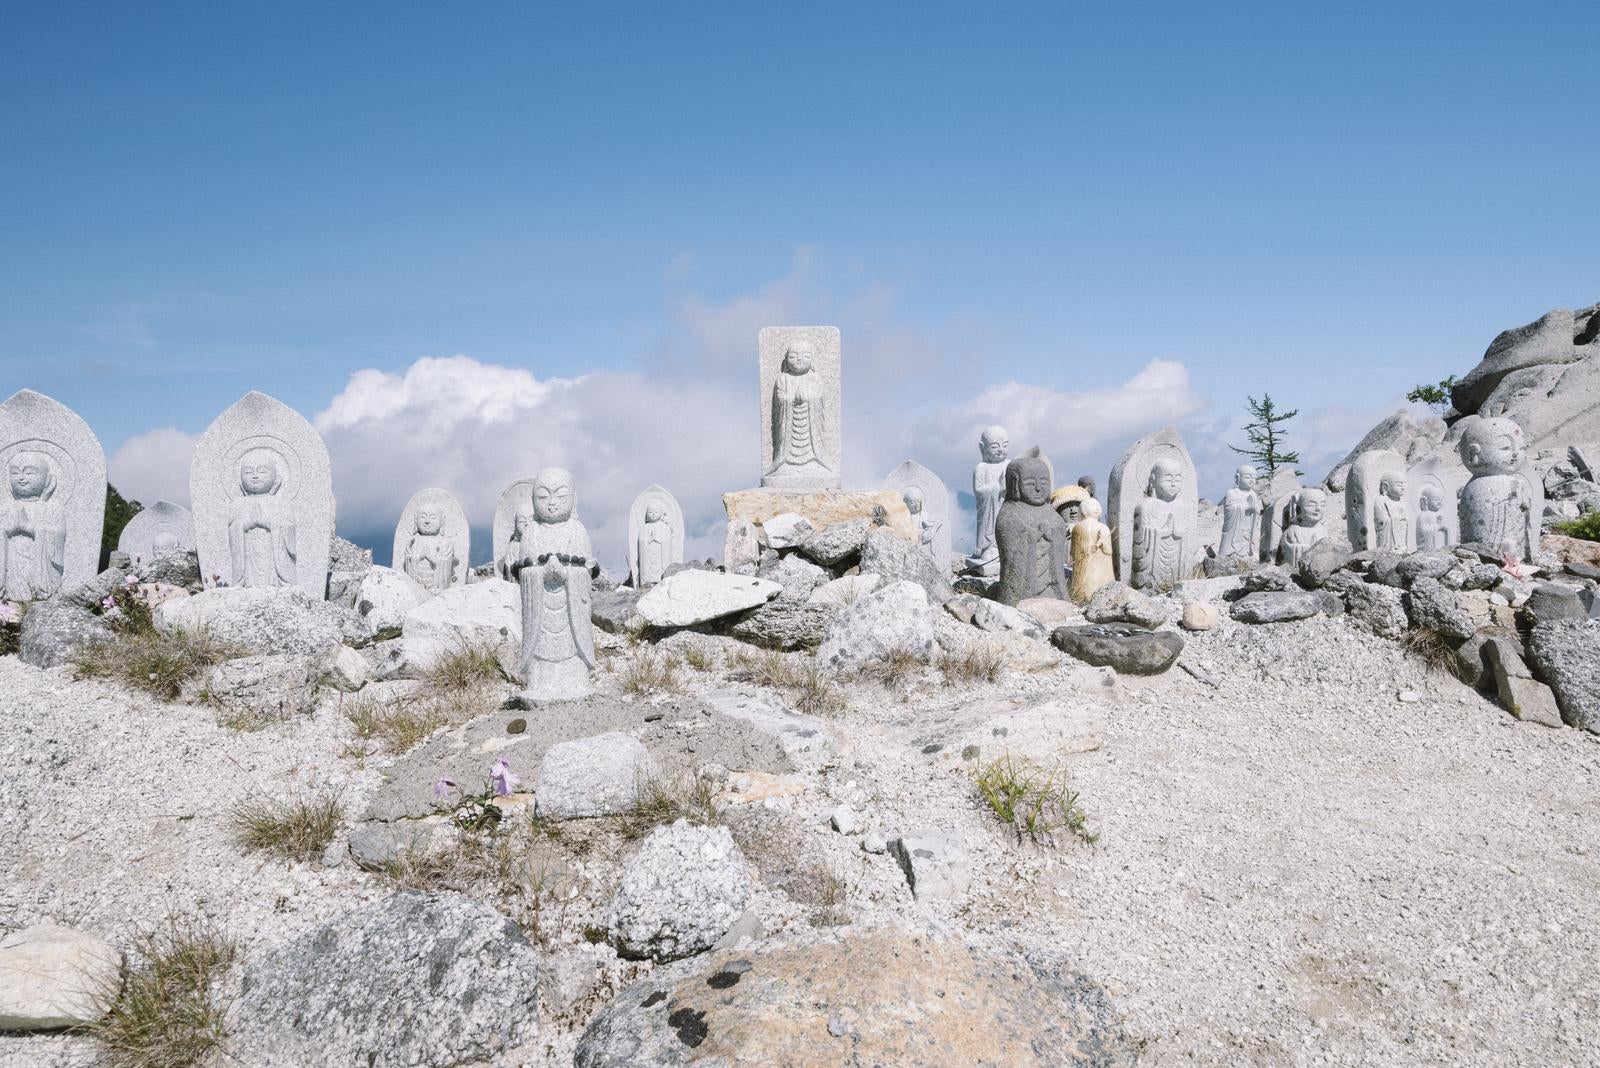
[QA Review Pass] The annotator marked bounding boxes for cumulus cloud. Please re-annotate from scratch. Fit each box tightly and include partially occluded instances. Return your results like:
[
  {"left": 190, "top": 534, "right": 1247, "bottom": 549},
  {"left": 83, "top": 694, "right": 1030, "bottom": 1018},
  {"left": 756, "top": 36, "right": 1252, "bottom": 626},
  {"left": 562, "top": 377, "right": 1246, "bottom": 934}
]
[{"left": 109, "top": 427, "right": 198, "bottom": 508}]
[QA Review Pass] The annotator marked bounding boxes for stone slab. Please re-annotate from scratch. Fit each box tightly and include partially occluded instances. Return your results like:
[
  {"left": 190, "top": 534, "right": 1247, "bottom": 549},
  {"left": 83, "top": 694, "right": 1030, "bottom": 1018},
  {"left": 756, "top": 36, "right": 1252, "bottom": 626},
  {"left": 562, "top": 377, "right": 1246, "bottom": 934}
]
[{"left": 0, "top": 389, "right": 107, "bottom": 600}]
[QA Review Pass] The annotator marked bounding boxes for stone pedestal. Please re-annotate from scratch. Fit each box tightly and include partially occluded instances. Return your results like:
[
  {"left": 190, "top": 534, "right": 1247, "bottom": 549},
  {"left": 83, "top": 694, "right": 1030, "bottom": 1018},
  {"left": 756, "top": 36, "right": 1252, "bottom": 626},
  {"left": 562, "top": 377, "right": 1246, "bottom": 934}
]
[{"left": 722, "top": 489, "right": 915, "bottom": 571}]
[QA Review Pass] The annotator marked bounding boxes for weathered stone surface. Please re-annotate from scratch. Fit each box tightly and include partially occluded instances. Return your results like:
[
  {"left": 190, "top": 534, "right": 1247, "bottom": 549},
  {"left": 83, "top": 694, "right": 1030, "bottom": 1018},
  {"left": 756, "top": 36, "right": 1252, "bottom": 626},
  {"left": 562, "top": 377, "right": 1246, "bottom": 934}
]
[
  {"left": 605, "top": 821, "right": 751, "bottom": 962},
  {"left": 1294, "top": 540, "right": 1348, "bottom": 589},
  {"left": 698, "top": 687, "right": 832, "bottom": 768},
  {"left": 971, "top": 597, "right": 1046, "bottom": 639},
  {"left": 591, "top": 587, "right": 644, "bottom": 634},
  {"left": 231, "top": 892, "right": 540, "bottom": 1067},
  {"left": 1241, "top": 567, "right": 1295, "bottom": 593},
  {"left": 948, "top": 697, "right": 1106, "bottom": 766},
  {"left": 537, "top": 732, "right": 658, "bottom": 819},
  {"left": 1452, "top": 306, "right": 1589, "bottom": 415},
  {"left": 1106, "top": 424, "right": 1199, "bottom": 588},
  {"left": 191, "top": 391, "right": 332, "bottom": 595},
  {"left": 637, "top": 571, "right": 781, "bottom": 628},
  {"left": 0, "top": 390, "right": 107, "bottom": 601},
  {"left": 318, "top": 644, "right": 371, "bottom": 693},
  {"left": 758, "top": 326, "right": 842, "bottom": 491},
  {"left": 1083, "top": 582, "right": 1169, "bottom": 629},
  {"left": 724, "top": 490, "right": 915, "bottom": 555},
  {"left": 392, "top": 487, "right": 469, "bottom": 595},
  {"left": 154, "top": 586, "right": 366, "bottom": 656},
  {"left": 798, "top": 517, "right": 871, "bottom": 566},
  {"left": 1343, "top": 582, "right": 1409, "bottom": 640},
  {"left": 0, "top": 923, "right": 121, "bottom": 1030},
  {"left": 1483, "top": 637, "right": 1564, "bottom": 728},
  {"left": 116, "top": 499, "right": 195, "bottom": 566},
  {"left": 759, "top": 512, "right": 814, "bottom": 549},
  {"left": 1016, "top": 596, "right": 1082, "bottom": 628},
  {"left": 1051, "top": 623, "right": 1184, "bottom": 675},
  {"left": 133, "top": 547, "right": 203, "bottom": 589},
  {"left": 858, "top": 527, "right": 952, "bottom": 603},
  {"left": 189, "top": 654, "right": 317, "bottom": 717},
  {"left": 355, "top": 564, "right": 425, "bottom": 633},
  {"left": 18, "top": 601, "right": 112, "bottom": 669},
  {"left": 757, "top": 553, "right": 830, "bottom": 602},
  {"left": 573, "top": 931, "right": 1133, "bottom": 1068},
  {"left": 1326, "top": 410, "right": 1450, "bottom": 493},
  {"left": 1526, "top": 583, "right": 1586, "bottom": 625},
  {"left": 1527, "top": 619, "right": 1600, "bottom": 732},
  {"left": 817, "top": 580, "right": 936, "bottom": 672},
  {"left": 400, "top": 580, "right": 520, "bottom": 674},
  {"left": 726, "top": 598, "right": 834, "bottom": 650},
  {"left": 806, "top": 573, "right": 880, "bottom": 607},
  {"left": 1229, "top": 591, "right": 1324, "bottom": 624},
  {"left": 1405, "top": 577, "right": 1477, "bottom": 642},
  {"left": 1180, "top": 601, "right": 1221, "bottom": 631},
  {"left": 325, "top": 534, "right": 373, "bottom": 610},
  {"left": 889, "top": 831, "right": 970, "bottom": 900}
]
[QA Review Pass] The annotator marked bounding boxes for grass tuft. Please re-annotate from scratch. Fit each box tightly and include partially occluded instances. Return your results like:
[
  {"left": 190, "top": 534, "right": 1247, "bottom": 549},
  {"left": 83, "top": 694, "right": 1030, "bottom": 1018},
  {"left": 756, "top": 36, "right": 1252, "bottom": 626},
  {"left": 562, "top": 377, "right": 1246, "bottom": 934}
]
[
  {"left": 619, "top": 770, "right": 722, "bottom": 840},
  {"left": 618, "top": 651, "right": 681, "bottom": 695},
  {"left": 422, "top": 642, "right": 505, "bottom": 691},
  {"left": 89, "top": 917, "right": 237, "bottom": 1068},
  {"left": 973, "top": 756, "right": 1097, "bottom": 846},
  {"left": 679, "top": 644, "right": 716, "bottom": 672},
  {"left": 1552, "top": 512, "right": 1600, "bottom": 542},
  {"left": 229, "top": 789, "right": 344, "bottom": 863},
  {"left": 853, "top": 645, "right": 928, "bottom": 690},
  {"left": 73, "top": 627, "right": 239, "bottom": 700},
  {"left": 1400, "top": 626, "right": 1465, "bottom": 679},
  {"left": 939, "top": 642, "right": 1005, "bottom": 684}
]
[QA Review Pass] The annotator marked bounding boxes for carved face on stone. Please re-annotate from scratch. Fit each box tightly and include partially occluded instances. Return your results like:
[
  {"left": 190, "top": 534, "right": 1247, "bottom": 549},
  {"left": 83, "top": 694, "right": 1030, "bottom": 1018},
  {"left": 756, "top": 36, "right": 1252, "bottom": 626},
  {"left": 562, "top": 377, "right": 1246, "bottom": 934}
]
[
  {"left": 533, "top": 468, "right": 575, "bottom": 524},
  {"left": 902, "top": 487, "right": 924, "bottom": 515},
  {"left": 1460, "top": 417, "right": 1525, "bottom": 476},
  {"left": 1059, "top": 499, "right": 1083, "bottom": 524},
  {"left": 782, "top": 343, "right": 815, "bottom": 376},
  {"left": 1147, "top": 459, "right": 1183, "bottom": 503},
  {"left": 238, "top": 450, "right": 281, "bottom": 497},
  {"left": 415, "top": 506, "right": 443, "bottom": 536},
  {"left": 979, "top": 426, "right": 1009, "bottom": 465},
  {"left": 1296, "top": 489, "right": 1325, "bottom": 526},
  {"left": 1380, "top": 474, "right": 1406, "bottom": 500},
  {"left": 1420, "top": 487, "right": 1443, "bottom": 513},
  {"left": 513, "top": 505, "right": 535, "bottom": 538},
  {"left": 1081, "top": 497, "right": 1103, "bottom": 522},
  {"left": 644, "top": 501, "right": 665, "bottom": 524},
  {"left": 7, "top": 452, "right": 54, "bottom": 501},
  {"left": 1005, "top": 455, "right": 1051, "bottom": 506},
  {"left": 1235, "top": 465, "right": 1256, "bottom": 491}
]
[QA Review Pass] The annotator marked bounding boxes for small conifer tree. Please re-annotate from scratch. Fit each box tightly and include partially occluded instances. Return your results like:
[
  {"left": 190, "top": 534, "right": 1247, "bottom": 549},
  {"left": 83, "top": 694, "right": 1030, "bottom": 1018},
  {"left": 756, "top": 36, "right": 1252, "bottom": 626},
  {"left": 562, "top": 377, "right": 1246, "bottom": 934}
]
[{"left": 1230, "top": 395, "right": 1301, "bottom": 479}]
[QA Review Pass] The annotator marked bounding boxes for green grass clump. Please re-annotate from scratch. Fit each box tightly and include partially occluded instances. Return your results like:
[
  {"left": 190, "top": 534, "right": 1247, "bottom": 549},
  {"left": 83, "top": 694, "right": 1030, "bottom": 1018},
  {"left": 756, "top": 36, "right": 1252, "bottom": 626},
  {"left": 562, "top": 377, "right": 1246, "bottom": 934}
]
[
  {"left": 974, "top": 756, "right": 1097, "bottom": 846},
  {"left": 90, "top": 918, "right": 237, "bottom": 1068},
  {"left": 619, "top": 770, "right": 723, "bottom": 840},
  {"left": 73, "top": 627, "right": 238, "bottom": 700},
  {"left": 1553, "top": 512, "right": 1600, "bottom": 542},
  {"left": 229, "top": 789, "right": 344, "bottom": 863}
]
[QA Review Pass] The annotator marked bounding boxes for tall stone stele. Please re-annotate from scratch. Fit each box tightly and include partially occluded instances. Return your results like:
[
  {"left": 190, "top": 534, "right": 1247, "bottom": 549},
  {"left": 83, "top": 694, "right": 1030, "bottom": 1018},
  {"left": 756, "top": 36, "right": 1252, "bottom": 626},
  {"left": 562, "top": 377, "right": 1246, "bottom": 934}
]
[
  {"left": 1346, "top": 449, "right": 1410, "bottom": 552},
  {"left": 1407, "top": 455, "right": 1463, "bottom": 551},
  {"left": 994, "top": 447, "right": 1069, "bottom": 606},
  {"left": 884, "top": 460, "right": 951, "bottom": 570},
  {"left": 117, "top": 500, "right": 195, "bottom": 563},
  {"left": 512, "top": 467, "right": 596, "bottom": 702},
  {"left": 968, "top": 425, "right": 1010, "bottom": 573},
  {"left": 1217, "top": 464, "right": 1262, "bottom": 564},
  {"left": 1277, "top": 488, "right": 1329, "bottom": 567},
  {"left": 492, "top": 477, "right": 539, "bottom": 581},
  {"left": 0, "top": 389, "right": 107, "bottom": 601},
  {"left": 1069, "top": 497, "right": 1115, "bottom": 603},
  {"left": 760, "top": 326, "right": 841, "bottom": 492},
  {"left": 1457, "top": 415, "right": 1543, "bottom": 561},
  {"left": 191, "top": 392, "right": 333, "bottom": 595},
  {"left": 393, "top": 488, "right": 469, "bottom": 596},
  {"left": 628, "top": 484, "right": 684, "bottom": 589},
  {"left": 1108, "top": 425, "right": 1198, "bottom": 592}
]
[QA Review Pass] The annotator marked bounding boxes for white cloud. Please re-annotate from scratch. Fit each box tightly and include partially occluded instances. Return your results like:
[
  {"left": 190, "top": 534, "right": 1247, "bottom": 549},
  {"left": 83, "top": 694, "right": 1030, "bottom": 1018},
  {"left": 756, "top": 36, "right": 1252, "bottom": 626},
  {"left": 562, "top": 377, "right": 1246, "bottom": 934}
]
[{"left": 109, "top": 427, "right": 198, "bottom": 508}]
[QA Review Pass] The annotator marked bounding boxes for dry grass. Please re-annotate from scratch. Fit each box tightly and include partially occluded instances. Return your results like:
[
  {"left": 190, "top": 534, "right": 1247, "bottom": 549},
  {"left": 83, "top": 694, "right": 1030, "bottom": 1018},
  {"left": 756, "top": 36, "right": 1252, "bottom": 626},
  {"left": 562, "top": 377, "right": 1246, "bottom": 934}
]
[
  {"left": 619, "top": 770, "right": 722, "bottom": 840},
  {"left": 229, "top": 789, "right": 344, "bottom": 863},
  {"left": 973, "top": 756, "right": 1097, "bottom": 846},
  {"left": 89, "top": 917, "right": 237, "bottom": 1068},
  {"left": 422, "top": 642, "right": 505, "bottom": 691},
  {"left": 341, "top": 652, "right": 501, "bottom": 756},
  {"left": 939, "top": 642, "right": 1005, "bottom": 684},
  {"left": 791, "top": 663, "right": 846, "bottom": 716},
  {"left": 212, "top": 701, "right": 299, "bottom": 733},
  {"left": 1400, "top": 626, "right": 1465, "bottom": 679},
  {"left": 379, "top": 820, "right": 568, "bottom": 942},
  {"left": 727, "top": 647, "right": 846, "bottom": 716},
  {"left": 619, "top": 651, "right": 682, "bottom": 695},
  {"left": 680, "top": 644, "right": 716, "bottom": 672},
  {"left": 809, "top": 870, "right": 851, "bottom": 928},
  {"left": 73, "top": 626, "right": 239, "bottom": 701},
  {"left": 853, "top": 645, "right": 929, "bottom": 690}
]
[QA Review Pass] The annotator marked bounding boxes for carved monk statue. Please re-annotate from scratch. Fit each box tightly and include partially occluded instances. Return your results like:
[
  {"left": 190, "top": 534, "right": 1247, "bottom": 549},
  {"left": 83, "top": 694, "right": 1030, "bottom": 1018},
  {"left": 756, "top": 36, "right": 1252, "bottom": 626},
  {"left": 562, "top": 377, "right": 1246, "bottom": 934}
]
[
  {"left": 1069, "top": 497, "right": 1114, "bottom": 603},
  {"left": 1459, "top": 416, "right": 1535, "bottom": 560},
  {"left": 994, "top": 448, "right": 1069, "bottom": 605},
  {"left": 902, "top": 486, "right": 943, "bottom": 564},
  {"left": 152, "top": 529, "right": 181, "bottom": 559},
  {"left": 970, "top": 425, "right": 1009, "bottom": 570},
  {"left": 227, "top": 448, "right": 296, "bottom": 587},
  {"left": 1050, "top": 485, "right": 1090, "bottom": 527},
  {"left": 1278, "top": 488, "right": 1328, "bottom": 567},
  {"left": 766, "top": 341, "right": 833, "bottom": 480},
  {"left": 1218, "top": 464, "right": 1261, "bottom": 563},
  {"left": 1372, "top": 473, "right": 1410, "bottom": 552},
  {"left": 498, "top": 503, "right": 536, "bottom": 581},
  {"left": 635, "top": 498, "right": 672, "bottom": 588},
  {"left": 402, "top": 503, "right": 458, "bottom": 594},
  {"left": 0, "top": 451, "right": 68, "bottom": 601},
  {"left": 1131, "top": 457, "right": 1189, "bottom": 591},
  {"left": 512, "top": 467, "right": 596, "bottom": 701},
  {"left": 1416, "top": 485, "right": 1449, "bottom": 551}
]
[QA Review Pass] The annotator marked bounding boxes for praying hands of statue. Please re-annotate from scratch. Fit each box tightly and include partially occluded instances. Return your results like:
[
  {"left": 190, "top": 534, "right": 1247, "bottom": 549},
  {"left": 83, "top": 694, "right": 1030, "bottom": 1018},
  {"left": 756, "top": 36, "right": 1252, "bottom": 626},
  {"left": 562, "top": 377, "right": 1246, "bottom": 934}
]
[{"left": 2, "top": 508, "right": 29, "bottom": 538}]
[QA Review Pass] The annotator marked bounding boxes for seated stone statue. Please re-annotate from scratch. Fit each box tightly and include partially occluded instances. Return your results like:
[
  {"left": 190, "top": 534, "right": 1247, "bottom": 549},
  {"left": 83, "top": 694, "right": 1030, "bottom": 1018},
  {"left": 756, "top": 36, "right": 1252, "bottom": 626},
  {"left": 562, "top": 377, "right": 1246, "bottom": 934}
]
[
  {"left": 1131, "top": 458, "right": 1189, "bottom": 591},
  {"left": 0, "top": 451, "right": 67, "bottom": 601},
  {"left": 994, "top": 448, "right": 1068, "bottom": 605},
  {"left": 401, "top": 503, "right": 458, "bottom": 594},
  {"left": 1218, "top": 464, "right": 1261, "bottom": 563},
  {"left": 635, "top": 499, "right": 672, "bottom": 587},
  {"left": 227, "top": 448, "right": 296, "bottom": 588},
  {"left": 1371, "top": 473, "right": 1410, "bottom": 552},
  {"left": 1278, "top": 488, "right": 1328, "bottom": 567},
  {"left": 1459, "top": 416, "right": 1535, "bottom": 560},
  {"left": 511, "top": 468, "right": 596, "bottom": 702},
  {"left": 1069, "top": 497, "right": 1114, "bottom": 603},
  {"left": 1416, "top": 486, "right": 1449, "bottom": 551}
]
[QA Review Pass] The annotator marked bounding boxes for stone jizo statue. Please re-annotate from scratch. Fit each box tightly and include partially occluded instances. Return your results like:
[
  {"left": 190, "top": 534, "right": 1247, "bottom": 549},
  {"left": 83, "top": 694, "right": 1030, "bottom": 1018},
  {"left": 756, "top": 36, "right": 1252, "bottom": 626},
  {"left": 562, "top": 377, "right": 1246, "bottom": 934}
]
[
  {"left": 1, "top": 451, "right": 67, "bottom": 601},
  {"left": 1278, "top": 488, "right": 1328, "bottom": 567},
  {"left": 766, "top": 341, "right": 832, "bottom": 482},
  {"left": 635, "top": 500, "right": 672, "bottom": 587},
  {"left": 970, "top": 425, "right": 1010, "bottom": 570},
  {"left": 1458, "top": 416, "right": 1538, "bottom": 561},
  {"left": 1372, "top": 473, "right": 1410, "bottom": 552},
  {"left": 227, "top": 448, "right": 297, "bottom": 588},
  {"left": 1416, "top": 486, "right": 1449, "bottom": 551},
  {"left": 1077, "top": 474, "right": 1097, "bottom": 500},
  {"left": 1069, "top": 497, "right": 1114, "bottom": 603},
  {"left": 1131, "top": 458, "right": 1189, "bottom": 591},
  {"left": 401, "top": 504, "right": 459, "bottom": 595},
  {"left": 994, "top": 447, "right": 1069, "bottom": 605},
  {"left": 1218, "top": 464, "right": 1261, "bottom": 563},
  {"left": 498, "top": 504, "right": 537, "bottom": 581},
  {"left": 512, "top": 467, "right": 596, "bottom": 702},
  {"left": 1050, "top": 485, "right": 1090, "bottom": 526},
  {"left": 902, "top": 486, "right": 943, "bottom": 564}
]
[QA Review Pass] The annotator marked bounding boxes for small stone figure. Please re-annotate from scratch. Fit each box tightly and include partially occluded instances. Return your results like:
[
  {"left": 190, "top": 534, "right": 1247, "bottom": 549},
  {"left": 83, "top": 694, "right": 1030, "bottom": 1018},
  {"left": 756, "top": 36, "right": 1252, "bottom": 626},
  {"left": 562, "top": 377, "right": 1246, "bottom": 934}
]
[
  {"left": 227, "top": 449, "right": 297, "bottom": 588},
  {"left": 970, "top": 425, "right": 1010, "bottom": 571},
  {"left": 766, "top": 340, "right": 833, "bottom": 483},
  {"left": 1077, "top": 474, "right": 1097, "bottom": 500},
  {"left": 401, "top": 503, "right": 459, "bottom": 594},
  {"left": 994, "top": 448, "right": 1069, "bottom": 605},
  {"left": 1416, "top": 485, "right": 1449, "bottom": 551},
  {"left": 902, "top": 486, "right": 944, "bottom": 564},
  {"left": 1131, "top": 458, "right": 1190, "bottom": 591},
  {"left": 1458, "top": 416, "right": 1538, "bottom": 561},
  {"left": 1069, "top": 497, "right": 1114, "bottom": 603},
  {"left": 498, "top": 504, "right": 536, "bottom": 581},
  {"left": 0, "top": 451, "right": 67, "bottom": 601},
  {"left": 511, "top": 468, "right": 596, "bottom": 702},
  {"left": 1278, "top": 488, "right": 1328, "bottom": 567},
  {"left": 1050, "top": 485, "right": 1090, "bottom": 527},
  {"left": 1371, "top": 472, "right": 1410, "bottom": 551},
  {"left": 1218, "top": 464, "right": 1261, "bottom": 563},
  {"left": 635, "top": 501, "right": 672, "bottom": 586}
]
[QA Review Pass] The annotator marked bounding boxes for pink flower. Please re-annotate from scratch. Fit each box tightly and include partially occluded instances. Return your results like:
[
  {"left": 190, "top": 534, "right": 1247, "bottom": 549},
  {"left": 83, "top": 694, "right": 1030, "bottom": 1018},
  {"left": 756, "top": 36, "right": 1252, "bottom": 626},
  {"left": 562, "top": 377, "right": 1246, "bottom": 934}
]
[
  {"left": 0, "top": 602, "right": 17, "bottom": 625},
  {"left": 489, "top": 758, "right": 519, "bottom": 797},
  {"left": 432, "top": 777, "right": 458, "bottom": 798}
]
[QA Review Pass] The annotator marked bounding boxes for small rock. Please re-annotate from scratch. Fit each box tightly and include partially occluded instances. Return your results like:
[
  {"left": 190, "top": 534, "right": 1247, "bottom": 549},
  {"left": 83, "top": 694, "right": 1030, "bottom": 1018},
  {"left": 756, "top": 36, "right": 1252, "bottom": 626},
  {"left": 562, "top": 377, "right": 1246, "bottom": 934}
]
[
  {"left": 829, "top": 804, "right": 861, "bottom": 835},
  {"left": 1015, "top": 596, "right": 1081, "bottom": 628},
  {"left": 537, "top": 732, "right": 659, "bottom": 819},
  {"left": 1525, "top": 583, "right": 1586, "bottom": 626},
  {"left": 1241, "top": 567, "right": 1295, "bottom": 593},
  {"left": 636, "top": 571, "right": 782, "bottom": 627},
  {"left": 1526, "top": 619, "right": 1600, "bottom": 732},
  {"left": 318, "top": 644, "right": 371, "bottom": 692},
  {"left": 0, "top": 924, "right": 122, "bottom": 1030},
  {"left": 591, "top": 587, "right": 644, "bottom": 634},
  {"left": 1343, "top": 581, "right": 1408, "bottom": 640},
  {"left": 1397, "top": 690, "right": 1421, "bottom": 704},
  {"left": 1180, "top": 601, "right": 1220, "bottom": 631},
  {"left": 1483, "top": 637, "right": 1565, "bottom": 728},
  {"left": 817, "top": 580, "right": 936, "bottom": 672},
  {"left": 1229, "top": 590, "right": 1324, "bottom": 624},
  {"left": 727, "top": 598, "right": 835, "bottom": 650},
  {"left": 858, "top": 528, "right": 952, "bottom": 604},
  {"left": 798, "top": 518, "right": 871, "bottom": 566},
  {"left": 605, "top": 821, "right": 751, "bottom": 962},
  {"left": 1084, "top": 582, "right": 1169, "bottom": 628},
  {"left": 971, "top": 598, "right": 1046, "bottom": 639},
  {"left": 1051, "top": 623, "right": 1184, "bottom": 675},
  {"left": 758, "top": 553, "right": 831, "bottom": 603},
  {"left": 18, "top": 601, "right": 113, "bottom": 669},
  {"left": 1405, "top": 577, "right": 1477, "bottom": 642},
  {"left": 861, "top": 830, "right": 888, "bottom": 854},
  {"left": 888, "top": 831, "right": 971, "bottom": 901},
  {"left": 355, "top": 565, "right": 426, "bottom": 633},
  {"left": 761, "top": 512, "right": 816, "bottom": 549}
]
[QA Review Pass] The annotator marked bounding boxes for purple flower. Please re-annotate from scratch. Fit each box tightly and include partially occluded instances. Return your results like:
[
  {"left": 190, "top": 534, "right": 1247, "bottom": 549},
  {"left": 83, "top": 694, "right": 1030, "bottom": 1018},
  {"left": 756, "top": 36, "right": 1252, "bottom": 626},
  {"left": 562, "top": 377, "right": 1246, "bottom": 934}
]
[
  {"left": 101, "top": 595, "right": 117, "bottom": 611},
  {"left": 432, "top": 777, "right": 458, "bottom": 799},
  {"left": 489, "top": 758, "right": 519, "bottom": 797},
  {"left": 0, "top": 602, "right": 17, "bottom": 625}
]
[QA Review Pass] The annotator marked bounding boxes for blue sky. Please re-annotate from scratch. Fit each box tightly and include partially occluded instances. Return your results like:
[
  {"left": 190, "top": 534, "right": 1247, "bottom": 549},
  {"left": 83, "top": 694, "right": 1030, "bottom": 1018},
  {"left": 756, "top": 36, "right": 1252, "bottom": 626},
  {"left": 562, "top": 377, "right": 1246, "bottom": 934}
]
[{"left": 2, "top": 2, "right": 1595, "bottom": 564}]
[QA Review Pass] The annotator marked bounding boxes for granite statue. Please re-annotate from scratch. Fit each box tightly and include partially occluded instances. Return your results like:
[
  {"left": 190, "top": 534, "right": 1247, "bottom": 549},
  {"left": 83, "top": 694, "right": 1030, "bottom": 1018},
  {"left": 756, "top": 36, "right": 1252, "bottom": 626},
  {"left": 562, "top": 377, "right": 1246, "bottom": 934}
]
[
  {"left": 1278, "top": 488, "right": 1329, "bottom": 567},
  {"left": 1457, "top": 415, "right": 1542, "bottom": 561},
  {"left": 1107, "top": 425, "right": 1198, "bottom": 589},
  {"left": 511, "top": 467, "right": 597, "bottom": 702},
  {"left": 969, "top": 425, "right": 1009, "bottom": 572},
  {"left": 0, "top": 390, "right": 106, "bottom": 601},
  {"left": 117, "top": 500, "right": 195, "bottom": 564},
  {"left": 994, "top": 447, "right": 1069, "bottom": 605},
  {"left": 1069, "top": 497, "right": 1115, "bottom": 603},
  {"left": 884, "top": 460, "right": 951, "bottom": 569},
  {"left": 627, "top": 484, "right": 684, "bottom": 588},
  {"left": 759, "top": 327, "right": 841, "bottom": 492},
  {"left": 1218, "top": 464, "right": 1261, "bottom": 563},
  {"left": 394, "top": 488, "right": 469, "bottom": 595},
  {"left": 1346, "top": 449, "right": 1409, "bottom": 552}
]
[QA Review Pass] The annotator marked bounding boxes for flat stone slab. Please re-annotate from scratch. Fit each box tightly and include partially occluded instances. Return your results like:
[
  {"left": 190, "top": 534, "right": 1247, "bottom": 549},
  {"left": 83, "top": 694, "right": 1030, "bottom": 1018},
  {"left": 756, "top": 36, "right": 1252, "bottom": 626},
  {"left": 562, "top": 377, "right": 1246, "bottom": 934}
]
[
  {"left": 636, "top": 570, "right": 781, "bottom": 628},
  {"left": 698, "top": 687, "right": 833, "bottom": 767},
  {"left": 0, "top": 923, "right": 121, "bottom": 1030},
  {"left": 889, "top": 830, "right": 971, "bottom": 901},
  {"left": 1229, "top": 590, "right": 1325, "bottom": 624},
  {"left": 1051, "top": 623, "right": 1185, "bottom": 675}
]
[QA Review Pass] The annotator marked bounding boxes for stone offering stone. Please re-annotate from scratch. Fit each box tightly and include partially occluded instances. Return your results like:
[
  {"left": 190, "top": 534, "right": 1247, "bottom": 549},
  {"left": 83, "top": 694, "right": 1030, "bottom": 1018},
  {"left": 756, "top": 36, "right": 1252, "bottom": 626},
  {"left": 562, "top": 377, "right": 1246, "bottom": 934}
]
[
  {"left": 116, "top": 499, "right": 194, "bottom": 565},
  {"left": 1218, "top": 464, "right": 1262, "bottom": 563},
  {"left": 191, "top": 391, "right": 332, "bottom": 595},
  {"left": 392, "top": 487, "right": 469, "bottom": 596},
  {"left": 627, "top": 484, "right": 684, "bottom": 588},
  {"left": 884, "top": 459, "right": 952, "bottom": 569},
  {"left": 0, "top": 389, "right": 107, "bottom": 601},
  {"left": 1346, "top": 449, "right": 1410, "bottom": 552},
  {"left": 1107, "top": 425, "right": 1198, "bottom": 591},
  {"left": 1051, "top": 622, "right": 1184, "bottom": 675},
  {"left": 759, "top": 326, "right": 841, "bottom": 491},
  {"left": 509, "top": 467, "right": 596, "bottom": 702},
  {"left": 994, "top": 447, "right": 1068, "bottom": 605},
  {"left": 1457, "top": 414, "right": 1544, "bottom": 562}
]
